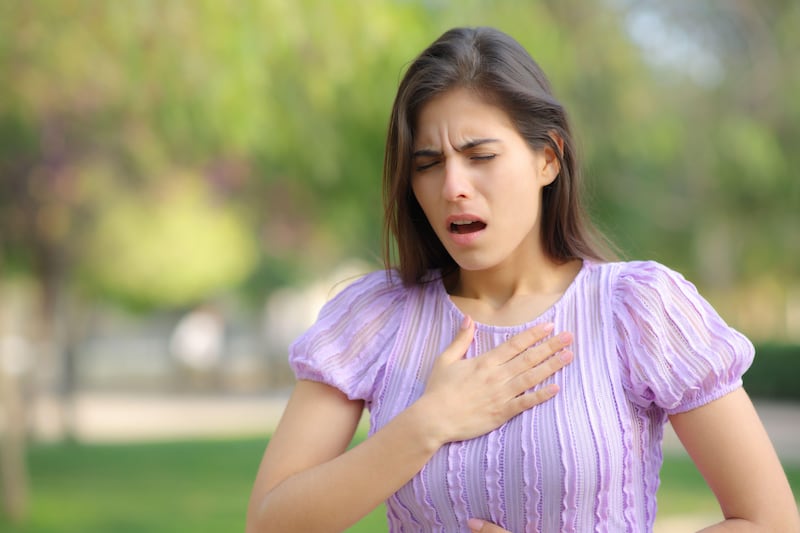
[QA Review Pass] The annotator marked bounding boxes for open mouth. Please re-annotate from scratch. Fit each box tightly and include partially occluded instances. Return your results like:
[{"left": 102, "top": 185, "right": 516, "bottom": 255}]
[{"left": 450, "top": 221, "right": 487, "bottom": 234}]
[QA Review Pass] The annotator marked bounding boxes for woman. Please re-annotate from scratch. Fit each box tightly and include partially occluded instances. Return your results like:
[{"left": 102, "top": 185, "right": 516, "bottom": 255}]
[{"left": 246, "top": 27, "right": 799, "bottom": 532}]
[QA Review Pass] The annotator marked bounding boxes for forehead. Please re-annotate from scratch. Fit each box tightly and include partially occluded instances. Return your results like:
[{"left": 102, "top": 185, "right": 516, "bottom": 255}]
[{"left": 413, "top": 88, "right": 516, "bottom": 146}]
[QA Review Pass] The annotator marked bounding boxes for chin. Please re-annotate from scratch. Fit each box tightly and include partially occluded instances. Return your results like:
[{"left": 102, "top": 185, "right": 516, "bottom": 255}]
[{"left": 450, "top": 256, "right": 500, "bottom": 273}]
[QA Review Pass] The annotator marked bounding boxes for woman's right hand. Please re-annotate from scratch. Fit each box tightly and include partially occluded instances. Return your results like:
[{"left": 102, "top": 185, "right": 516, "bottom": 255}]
[{"left": 417, "top": 316, "right": 573, "bottom": 446}]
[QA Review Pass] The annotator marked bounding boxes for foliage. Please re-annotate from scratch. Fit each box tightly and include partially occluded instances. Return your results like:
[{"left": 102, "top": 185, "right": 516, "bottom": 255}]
[
  {"left": 78, "top": 173, "right": 256, "bottom": 309},
  {"left": 1, "top": 0, "right": 798, "bottom": 310},
  {"left": 745, "top": 344, "right": 800, "bottom": 401},
  {"left": 2, "top": 437, "right": 797, "bottom": 532},
  {"left": 1, "top": 3, "right": 797, "bottom": 525}
]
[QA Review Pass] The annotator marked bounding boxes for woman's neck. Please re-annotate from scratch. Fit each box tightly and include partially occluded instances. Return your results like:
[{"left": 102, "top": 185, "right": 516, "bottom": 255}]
[{"left": 444, "top": 256, "right": 583, "bottom": 326}]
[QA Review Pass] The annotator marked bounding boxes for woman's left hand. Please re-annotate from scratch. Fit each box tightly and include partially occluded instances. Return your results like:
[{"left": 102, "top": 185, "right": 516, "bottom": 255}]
[{"left": 467, "top": 518, "right": 512, "bottom": 533}]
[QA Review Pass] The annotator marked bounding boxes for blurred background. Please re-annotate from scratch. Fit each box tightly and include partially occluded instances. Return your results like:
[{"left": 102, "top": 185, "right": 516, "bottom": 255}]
[{"left": 1, "top": 0, "right": 798, "bottom": 531}]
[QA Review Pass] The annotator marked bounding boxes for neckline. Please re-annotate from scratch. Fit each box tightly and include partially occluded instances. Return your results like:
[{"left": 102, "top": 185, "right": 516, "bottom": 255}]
[{"left": 435, "top": 259, "right": 590, "bottom": 331}]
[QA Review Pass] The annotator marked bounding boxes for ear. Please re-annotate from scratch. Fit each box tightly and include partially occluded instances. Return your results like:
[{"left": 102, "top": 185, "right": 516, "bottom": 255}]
[{"left": 538, "top": 132, "right": 564, "bottom": 186}]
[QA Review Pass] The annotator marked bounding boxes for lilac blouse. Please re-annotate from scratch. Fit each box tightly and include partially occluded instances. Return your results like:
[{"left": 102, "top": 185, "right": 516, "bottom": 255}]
[{"left": 289, "top": 260, "right": 754, "bottom": 532}]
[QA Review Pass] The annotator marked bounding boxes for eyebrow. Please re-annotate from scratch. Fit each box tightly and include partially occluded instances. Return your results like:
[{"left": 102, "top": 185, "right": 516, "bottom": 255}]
[{"left": 412, "top": 138, "right": 500, "bottom": 158}]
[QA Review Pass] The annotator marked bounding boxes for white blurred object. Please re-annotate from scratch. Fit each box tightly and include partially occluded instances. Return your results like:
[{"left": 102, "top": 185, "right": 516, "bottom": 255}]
[
  {"left": 0, "top": 335, "right": 32, "bottom": 377},
  {"left": 262, "top": 260, "right": 372, "bottom": 357},
  {"left": 169, "top": 307, "right": 224, "bottom": 370}
]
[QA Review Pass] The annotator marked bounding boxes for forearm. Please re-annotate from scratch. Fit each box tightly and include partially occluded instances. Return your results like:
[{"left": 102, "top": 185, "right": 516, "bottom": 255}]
[
  {"left": 247, "top": 399, "right": 441, "bottom": 533},
  {"left": 670, "top": 390, "right": 800, "bottom": 533}
]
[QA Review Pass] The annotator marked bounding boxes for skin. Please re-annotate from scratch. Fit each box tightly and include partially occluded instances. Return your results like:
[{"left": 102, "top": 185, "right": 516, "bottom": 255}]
[
  {"left": 411, "top": 87, "right": 575, "bottom": 318},
  {"left": 247, "top": 88, "right": 799, "bottom": 532}
]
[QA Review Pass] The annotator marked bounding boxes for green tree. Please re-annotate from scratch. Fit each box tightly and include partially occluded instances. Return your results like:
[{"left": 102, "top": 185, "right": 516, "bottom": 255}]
[{"left": 1, "top": 0, "right": 798, "bottom": 522}]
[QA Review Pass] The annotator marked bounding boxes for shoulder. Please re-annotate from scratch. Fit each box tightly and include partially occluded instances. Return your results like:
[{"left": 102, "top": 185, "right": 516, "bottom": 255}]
[
  {"left": 604, "top": 259, "right": 697, "bottom": 303},
  {"left": 289, "top": 270, "right": 413, "bottom": 401},
  {"left": 317, "top": 269, "right": 410, "bottom": 321},
  {"left": 574, "top": 259, "right": 683, "bottom": 296},
  {"left": 605, "top": 260, "right": 754, "bottom": 413},
  {"left": 601, "top": 259, "right": 717, "bottom": 333},
  {"left": 603, "top": 259, "right": 682, "bottom": 281}
]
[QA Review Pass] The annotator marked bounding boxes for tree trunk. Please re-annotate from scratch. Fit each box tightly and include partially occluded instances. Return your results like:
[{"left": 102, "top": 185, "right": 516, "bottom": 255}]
[
  {"left": 0, "top": 283, "right": 34, "bottom": 523},
  {"left": 1, "top": 359, "right": 29, "bottom": 523}
]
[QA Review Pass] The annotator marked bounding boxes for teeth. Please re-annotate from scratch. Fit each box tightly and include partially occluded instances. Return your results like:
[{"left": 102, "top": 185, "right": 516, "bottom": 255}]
[{"left": 452, "top": 220, "right": 474, "bottom": 225}]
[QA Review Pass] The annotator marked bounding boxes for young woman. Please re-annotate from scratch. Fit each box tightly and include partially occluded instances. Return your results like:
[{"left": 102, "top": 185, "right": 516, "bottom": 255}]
[{"left": 246, "top": 27, "right": 799, "bottom": 532}]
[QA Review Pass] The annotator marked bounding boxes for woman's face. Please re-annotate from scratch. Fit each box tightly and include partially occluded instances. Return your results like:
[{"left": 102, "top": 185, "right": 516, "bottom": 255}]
[{"left": 410, "top": 88, "right": 560, "bottom": 274}]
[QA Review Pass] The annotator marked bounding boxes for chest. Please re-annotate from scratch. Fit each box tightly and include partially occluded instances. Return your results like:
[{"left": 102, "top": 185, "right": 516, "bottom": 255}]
[
  {"left": 373, "top": 269, "right": 665, "bottom": 531},
  {"left": 377, "top": 337, "right": 639, "bottom": 532}
]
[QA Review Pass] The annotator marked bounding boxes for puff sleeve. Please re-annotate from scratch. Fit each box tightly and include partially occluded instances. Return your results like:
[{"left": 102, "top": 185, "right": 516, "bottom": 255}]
[
  {"left": 613, "top": 261, "right": 754, "bottom": 414},
  {"left": 288, "top": 270, "right": 406, "bottom": 403}
]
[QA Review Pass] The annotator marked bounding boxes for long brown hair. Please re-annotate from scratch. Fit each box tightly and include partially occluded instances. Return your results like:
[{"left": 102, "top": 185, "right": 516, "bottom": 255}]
[{"left": 383, "top": 27, "right": 616, "bottom": 285}]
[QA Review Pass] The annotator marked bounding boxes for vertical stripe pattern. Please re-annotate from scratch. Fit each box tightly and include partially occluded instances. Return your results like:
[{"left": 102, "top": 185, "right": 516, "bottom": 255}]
[{"left": 289, "top": 261, "right": 754, "bottom": 532}]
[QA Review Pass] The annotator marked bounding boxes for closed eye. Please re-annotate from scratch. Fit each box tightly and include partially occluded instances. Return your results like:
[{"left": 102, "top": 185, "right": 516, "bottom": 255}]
[
  {"left": 415, "top": 160, "right": 440, "bottom": 172},
  {"left": 471, "top": 154, "right": 496, "bottom": 162}
]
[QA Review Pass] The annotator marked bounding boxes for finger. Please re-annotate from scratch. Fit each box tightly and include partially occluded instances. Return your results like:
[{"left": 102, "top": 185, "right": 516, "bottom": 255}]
[
  {"left": 467, "top": 518, "right": 512, "bottom": 532},
  {"left": 508, "top": 349, "right": 573, "bottom": 396},
  {"left": 436, "top": 315, "right": 476, "bottom": 366},
  {"left": 485, "top": 322, "right": 556, "bottom": 365},
  {"left": 503, "top": 330, "right": 572, "bottom": 376},
  {"left": 506, "top": 381, "right": 562, "bottom": 415}
]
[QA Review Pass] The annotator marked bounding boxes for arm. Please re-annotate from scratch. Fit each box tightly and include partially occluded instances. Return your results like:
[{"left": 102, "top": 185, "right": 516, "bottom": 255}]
[
  {"left": 669, "top": 387, "right": 800, "bottom": 532},
  {"left": 246, "top": 318, "right": 573, "bottom": 533},
  {"left": 246, "top": 379, "right": 427, "bottom": 532}
]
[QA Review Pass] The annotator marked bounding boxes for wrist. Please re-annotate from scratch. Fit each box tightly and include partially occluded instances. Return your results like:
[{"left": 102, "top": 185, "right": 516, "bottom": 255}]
[{"left": 404, "top": 395, "right": 449, "bottom": 453}]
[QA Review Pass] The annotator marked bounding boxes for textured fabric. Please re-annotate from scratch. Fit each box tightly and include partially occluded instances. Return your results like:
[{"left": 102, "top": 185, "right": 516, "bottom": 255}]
[{"left": 289, "top": 260, "right": 754, "bottom": 533}]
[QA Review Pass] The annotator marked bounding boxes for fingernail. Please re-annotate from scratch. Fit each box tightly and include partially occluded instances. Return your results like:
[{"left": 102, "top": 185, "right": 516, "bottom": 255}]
[
  {"left": 559, "top": 349, "right": 573, "bottom": 363},
  {"left": 542, "top": 322, "right": 555, "bottom": 333},
  {"left": 559, "top": 332, "right": 572, "bottom": 344},
  {"left": 461, "top": 315, "right": 472, "bottom": 330},
  {"left": 467, "top": 518, "right": 484, "bottom": 531}
]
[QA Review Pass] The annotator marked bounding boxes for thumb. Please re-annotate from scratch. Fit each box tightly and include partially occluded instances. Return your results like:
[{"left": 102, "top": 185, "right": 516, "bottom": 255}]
[{"left": 437, "top": 315, "right": 475, "bottom": 366}]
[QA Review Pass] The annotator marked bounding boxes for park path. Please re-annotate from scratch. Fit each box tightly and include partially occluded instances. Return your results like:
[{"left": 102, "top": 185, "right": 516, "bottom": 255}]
[
  {"left": 31, "top": 391, "right": 800, "bottom": 532},
  {"left": 32, "top": 391, "right": 800, "bottom": 464}
]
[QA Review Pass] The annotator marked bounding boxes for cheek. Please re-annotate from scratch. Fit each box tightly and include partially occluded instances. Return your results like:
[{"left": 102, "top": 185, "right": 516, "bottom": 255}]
[{"left": 496, "top": 184, "right": 541, "bottom": 225}]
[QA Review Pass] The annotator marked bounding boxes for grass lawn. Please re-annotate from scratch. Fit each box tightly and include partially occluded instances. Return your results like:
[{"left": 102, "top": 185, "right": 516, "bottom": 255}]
[{"left": 1, "top": 437, "right": 798, "bottom": 532}]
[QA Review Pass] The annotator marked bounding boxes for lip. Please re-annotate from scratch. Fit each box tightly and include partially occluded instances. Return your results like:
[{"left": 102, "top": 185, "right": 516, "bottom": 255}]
[
  {"left": 444, "top": 213, "right": 487, "bottom": 246},
  {"left": 445, "top": 213, "right": 485, "bottom": 226}
]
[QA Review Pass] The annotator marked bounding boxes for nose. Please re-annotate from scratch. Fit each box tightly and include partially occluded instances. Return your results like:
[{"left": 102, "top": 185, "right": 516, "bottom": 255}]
[{"left": 441, "top": 159, "right": 472, "bottom": 201}]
